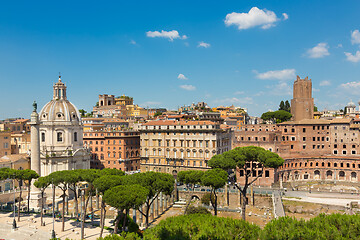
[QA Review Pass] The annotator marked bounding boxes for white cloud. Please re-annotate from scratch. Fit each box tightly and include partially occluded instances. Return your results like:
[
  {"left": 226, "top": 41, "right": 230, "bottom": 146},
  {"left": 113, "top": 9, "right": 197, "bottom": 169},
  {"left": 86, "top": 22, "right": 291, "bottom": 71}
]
[
  {"left": 130, "top": 40, "right": 137, "bottom": 45},
  {"left": 336, "top": 44, "right": 343, "bottom": 48},
  {"left": 177, "top": 74, "right": 188, "bottom": 80},
  {"left": 146, "top": 30, "right": 187, "bottom": 41},
  {"left": 140, "top": 101, "right": 161, "bottom": 106},
  {"left": 180, "top": 85, "right": 196, "bottom": 91},
  {"left": 340, "top": 81, "right": 360, "bottom": 89},
  {"left": 319, "top": 80, "right": 331, "bottom": 86},
  {"left": 282, "top": 13, "right": 289, "bottom": 20},
  {"left": 306, "top": 42, "right": 330, "bottom": 58},
  {"left": 234, "top": 91, "right": 245, "bottom": 95},
  {"left": 313, "top": 88, "right": 320, "bottom": 92},
  {"left": 268, "top": 82, "right": 292, "bottom": 96},
  {"left": 345, "top": 51, "right": 360, "bottom": 62},
  {"left": 351, "top": 30, "right": 360, "bottom": 45},
  {"left": 214, "top": 97, "right": 253, "bottom": 105},
  {"left": 224, "top": 7, "right": 286, "bottom": 30},
  {"left": 255, "top": 69, "right": 296, "bottom": 81},
  {"left": 198, "top": 41, "right": 211, "bottom": 48},
  {"left": 340, "top": 81, "right": 360, "bottom": 95}
]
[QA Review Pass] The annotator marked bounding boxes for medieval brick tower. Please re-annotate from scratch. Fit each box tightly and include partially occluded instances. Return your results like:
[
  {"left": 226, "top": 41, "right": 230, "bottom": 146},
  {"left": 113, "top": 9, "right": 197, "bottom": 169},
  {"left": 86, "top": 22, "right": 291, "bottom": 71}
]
[{"left": 291, "top": 76, "right": 314, "bottom": 121}]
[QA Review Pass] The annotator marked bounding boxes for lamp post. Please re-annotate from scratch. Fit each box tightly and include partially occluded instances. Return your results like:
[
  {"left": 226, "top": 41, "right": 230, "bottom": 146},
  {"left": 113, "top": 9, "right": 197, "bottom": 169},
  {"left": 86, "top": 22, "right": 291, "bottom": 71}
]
[
  {"left": 80, "top": 187, "right": 84, "bottom": 240},
  {"left": 51, "top": 178, "right": 56, "bottom": 239},
  {"left": 12, "top": 177, "right": 16, "bottom": 230}
]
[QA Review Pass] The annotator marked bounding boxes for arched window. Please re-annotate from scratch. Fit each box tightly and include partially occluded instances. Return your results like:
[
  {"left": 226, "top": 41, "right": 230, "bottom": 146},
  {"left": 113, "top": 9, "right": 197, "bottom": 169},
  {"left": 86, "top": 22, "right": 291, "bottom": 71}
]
[
  {"left": 74, "top": 132, "right": 78, "bottom": 142},
  {"left": 41, "top": 132, "right": 45, "bottom": 142},
  {"left": 57, "top": 132, "right": 63, "bottom": 142}
]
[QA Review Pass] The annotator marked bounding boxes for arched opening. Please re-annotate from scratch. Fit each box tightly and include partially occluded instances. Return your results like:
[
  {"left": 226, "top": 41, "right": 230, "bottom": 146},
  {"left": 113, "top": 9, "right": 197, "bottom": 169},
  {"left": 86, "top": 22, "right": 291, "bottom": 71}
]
[
  {"left": 326, "top": 170, "right": 333, "bottom": 180},
  {"left": 339, "top": 171, "right": 345, "bottom": 180},
  {"left": 314, "top": 170, "right": 321, "bottom": 180},
  {"left": 351, "top": 172, "right": 357, "bottom": 182},
  {"left": 294, "top": 171, "right": 299, "bottom": 180},
  {"left": 57, "top": 132, "right": 63, "bottom": 142}
]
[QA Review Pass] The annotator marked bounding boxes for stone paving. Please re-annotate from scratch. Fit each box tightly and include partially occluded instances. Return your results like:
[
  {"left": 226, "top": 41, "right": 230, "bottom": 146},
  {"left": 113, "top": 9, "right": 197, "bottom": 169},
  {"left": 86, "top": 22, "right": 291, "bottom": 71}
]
[{"left": 0, "top": 212, "right": 112, "bottom": 240}]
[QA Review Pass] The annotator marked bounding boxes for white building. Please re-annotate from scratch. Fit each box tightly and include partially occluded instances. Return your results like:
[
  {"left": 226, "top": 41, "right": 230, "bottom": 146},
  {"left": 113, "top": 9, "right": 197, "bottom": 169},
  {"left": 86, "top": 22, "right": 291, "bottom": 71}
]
[{"left": 37, "top": 75, "right": 90, "bottom": 176}]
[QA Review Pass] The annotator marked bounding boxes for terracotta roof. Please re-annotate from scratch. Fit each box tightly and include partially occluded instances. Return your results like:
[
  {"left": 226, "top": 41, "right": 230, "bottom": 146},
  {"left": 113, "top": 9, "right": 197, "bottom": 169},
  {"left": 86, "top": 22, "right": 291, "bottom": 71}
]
[
  {"left": 143, "top": 120, "right": 217, "bottom": 126},
  {"left": 0, "top": 153, "right": 29, "bottom": 163},
  {"left": 103, "top": 119, "right": 127, "bottom": 123},
  {"left": 330, "top": 118, "right": 352, "bottom": 124},
  {"left": 12, "top": 119, "right": 29, "bottom": 123},
  {"left": 279, "top": 119, "right": 330, "bottom": 125}
]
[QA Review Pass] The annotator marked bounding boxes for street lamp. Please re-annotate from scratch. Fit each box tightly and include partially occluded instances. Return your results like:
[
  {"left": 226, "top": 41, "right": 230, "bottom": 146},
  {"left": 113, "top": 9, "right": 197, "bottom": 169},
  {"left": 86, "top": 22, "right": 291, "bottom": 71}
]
[
  {"left": 51, "top": 178, "right": 56, "bottom": 239},
  {"left": 12, "top": 177, "right": 16, "bottom": 230}
]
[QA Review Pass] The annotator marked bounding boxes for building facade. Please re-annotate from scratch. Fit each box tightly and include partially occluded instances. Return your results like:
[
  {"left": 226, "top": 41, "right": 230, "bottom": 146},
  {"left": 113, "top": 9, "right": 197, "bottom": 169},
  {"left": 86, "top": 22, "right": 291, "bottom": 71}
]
[
  {"left": 83, "top": 130, "right": 140, "bottom": 172},
  {"left": 35, "top": 75, "right": 90, "bottom": 176},
  {"left": 139, "top": 120, "right": 233, "bottom": 175}
]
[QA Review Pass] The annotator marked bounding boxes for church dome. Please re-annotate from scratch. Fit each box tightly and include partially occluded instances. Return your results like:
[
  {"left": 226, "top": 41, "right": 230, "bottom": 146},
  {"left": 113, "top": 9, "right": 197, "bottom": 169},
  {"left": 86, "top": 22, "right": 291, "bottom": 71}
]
[
  {"left": 347, "top": 101, "right": 356, "bottom": 108},
  {"left": 39, "top": 75, "right": 81, "bottom": 122},
  {"left": 40, "top": 100, "right": 81, "bottom": 122}
]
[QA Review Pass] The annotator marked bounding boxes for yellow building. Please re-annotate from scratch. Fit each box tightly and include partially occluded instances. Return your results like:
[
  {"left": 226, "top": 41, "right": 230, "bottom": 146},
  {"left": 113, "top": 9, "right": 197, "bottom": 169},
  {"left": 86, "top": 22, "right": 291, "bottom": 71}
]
[
  {"left": 0, "top": 153, "right": 30, "bottom": 191},
  {"left": 115, "top": 95, "right": 134, "bottom": 106}
]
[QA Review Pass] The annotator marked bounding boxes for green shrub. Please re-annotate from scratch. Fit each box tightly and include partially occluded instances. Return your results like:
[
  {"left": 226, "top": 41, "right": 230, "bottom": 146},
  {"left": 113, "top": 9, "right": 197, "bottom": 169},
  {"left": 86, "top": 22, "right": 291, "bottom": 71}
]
[
  {"left": 115, "top": 214, "right": 140, "bottom": 235},
  {"left": 200, "top": 192, "right": 215, "bottom": 206},
  {"left": 185, "top": 205, "right": 211, "bottom": 215},
  {"left": 98, "top": 233, "right": 141, "bottom": 240},
  {"left": 143, "top": 214, "right": 260, "bottom": 240}
]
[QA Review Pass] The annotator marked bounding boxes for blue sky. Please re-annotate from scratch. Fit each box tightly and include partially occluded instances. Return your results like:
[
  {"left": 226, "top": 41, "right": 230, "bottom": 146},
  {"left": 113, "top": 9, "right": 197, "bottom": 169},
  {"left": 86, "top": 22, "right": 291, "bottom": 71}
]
[{"left": 1, "top": 0, "right": 360, "bottom": 119}]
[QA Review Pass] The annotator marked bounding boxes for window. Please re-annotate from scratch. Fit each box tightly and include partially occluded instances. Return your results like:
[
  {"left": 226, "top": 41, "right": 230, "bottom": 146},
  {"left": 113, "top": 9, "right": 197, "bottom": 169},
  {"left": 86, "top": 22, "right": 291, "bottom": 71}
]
[
  {"left": 334, "top": 150, "right": 338, "bottom": 154},
  {"left": 57, "top": 132, "right": 63, "bottom": 142},
  {"left": 265, "top": 170, "right": 270, "bottom": 177},
  {"left": 41, "top": 132, "right": 45, "bottom": 142},
  {"left": 303, "top": 128, "right": 306, "bottom": 133},
  {"left": 303, "top": 137, "right": 306, "bottom": 141},
  {"left": 342, "top": 150, "right": 347, "bottom": 155},
  {"left": 352, "top": 150, "right": 356, "bottom": 154},
  {"left": 74, "top": 132, "right": 78, "bottom": 142}
]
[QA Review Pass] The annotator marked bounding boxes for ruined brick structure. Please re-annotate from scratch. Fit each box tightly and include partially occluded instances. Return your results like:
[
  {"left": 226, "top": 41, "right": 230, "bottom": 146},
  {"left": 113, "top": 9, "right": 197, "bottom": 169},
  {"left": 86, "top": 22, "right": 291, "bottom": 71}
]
[{"left": 291, "top": 76, "right": 314, "bottom": 121}]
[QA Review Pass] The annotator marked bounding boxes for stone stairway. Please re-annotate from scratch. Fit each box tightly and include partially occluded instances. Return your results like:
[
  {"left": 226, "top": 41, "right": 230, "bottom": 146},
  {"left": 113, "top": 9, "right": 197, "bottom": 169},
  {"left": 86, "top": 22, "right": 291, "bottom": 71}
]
[{"left": 172, "top": 199, "right": 187, "bottom": 208}]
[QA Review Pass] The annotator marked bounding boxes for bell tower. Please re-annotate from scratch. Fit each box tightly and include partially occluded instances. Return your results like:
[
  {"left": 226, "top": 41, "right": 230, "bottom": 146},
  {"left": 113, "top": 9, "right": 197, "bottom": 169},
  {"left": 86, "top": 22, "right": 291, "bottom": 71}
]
[
  {"left": 291, "top": 76, "right": 314, "bottom": 121},
  {"left": 53, "top": 74, "right": 67, "bottom": 100}
]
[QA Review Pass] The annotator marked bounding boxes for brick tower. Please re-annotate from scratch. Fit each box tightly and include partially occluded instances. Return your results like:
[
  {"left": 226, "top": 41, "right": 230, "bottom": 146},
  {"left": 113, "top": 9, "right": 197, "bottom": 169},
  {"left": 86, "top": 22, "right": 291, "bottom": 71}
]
[{"left": 291, "top": 76, "right": 314, "bottom": 121}]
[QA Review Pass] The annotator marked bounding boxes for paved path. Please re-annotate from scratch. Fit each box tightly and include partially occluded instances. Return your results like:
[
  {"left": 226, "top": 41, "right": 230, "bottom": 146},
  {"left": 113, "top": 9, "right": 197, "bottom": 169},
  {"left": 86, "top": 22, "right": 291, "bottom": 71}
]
[
  {"left": 272, "top": 190, "right": 285, "bottom": 218},
  {"left": 0, "top": 212, "right": 112, "bottom": 240}
]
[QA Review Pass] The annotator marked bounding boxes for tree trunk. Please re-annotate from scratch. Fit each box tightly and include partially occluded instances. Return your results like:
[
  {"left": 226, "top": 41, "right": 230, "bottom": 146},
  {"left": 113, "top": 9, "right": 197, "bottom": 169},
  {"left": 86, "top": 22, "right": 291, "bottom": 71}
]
[
  {"left": 122, "top": 209, "right": 128, "bottom": 232},
  {"left": 62, "top": 191, "right": 66, "bottom": 231},
  {"left": 18, "top": 187, "right": 22, "bottom": 222},
  {"left": 114, "top": 210, "right": 120, "bottom": 234},
  {"left": 99, "top": 200, "right": 105, "bottom": 238},
  {"left": 81, "top": 195, "right": 90, "bottom": 238},
  {"left": 213, "top": 191, "right": 218, "bottom": 216},
  {"left": 40, "top": 191, "right": 44, "bottom": 226},
  {"left": 70, "top": 186, "right": 79, "bottom": 220},
  {"left": 145, "top": 203, "right": 150, "bottom": 228},
  {"left": 27, "top": 182, "right": 31, "bottom": 214},
  {"left": 241, "top": 193, "right": 246, "bottom": 220}
]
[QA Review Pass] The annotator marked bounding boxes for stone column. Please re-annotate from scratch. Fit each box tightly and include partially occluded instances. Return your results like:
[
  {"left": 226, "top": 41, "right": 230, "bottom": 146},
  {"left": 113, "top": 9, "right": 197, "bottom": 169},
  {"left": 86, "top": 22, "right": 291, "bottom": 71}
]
[
  {"left": 159, "top": 192, "right": 163, "bottom": 212},
  {"left": 65, "top": 196, "right": 69, "bottom": 215},
  {"left": 139, "top": 206, "right": 143, "bottom": 227},
  {"left": 28, "top": 108, "right": 44, "bottom": 210},
  {"left": 155, "top": 196, "right": 159, "bottom": 217},
  {"left": 96, "top": 189, "right": 99, "bottom": 209},
  {"left": 132, "top": 209, "right": 136, "bottom": 224},
  {"left": 150, "top": 202, "right": 154, "bottom": 221},
  {"left": 164, "top": 195, "right": 168, "bottom": 209}
]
